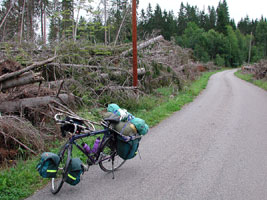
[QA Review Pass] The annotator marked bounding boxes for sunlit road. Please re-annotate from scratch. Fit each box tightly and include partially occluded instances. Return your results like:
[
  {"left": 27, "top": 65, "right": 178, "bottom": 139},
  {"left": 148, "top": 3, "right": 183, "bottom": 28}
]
[{"left": 28, "top": 69, "right": 267, "bottom": 200}]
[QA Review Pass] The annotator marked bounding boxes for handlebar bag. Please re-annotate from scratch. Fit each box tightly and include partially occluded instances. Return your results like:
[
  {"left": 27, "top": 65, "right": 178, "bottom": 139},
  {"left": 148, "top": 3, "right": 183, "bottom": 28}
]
[
  {"left": 37, "top": 152, "right": 60, "bottom": 178},
  {"left": 116, "top": 135, "right": 141, "bottom": 160},
  {"left": 65, "top": 158, "right": 84, "bottom": 186},
  {"left": 60, "top": 116, "right": 84, "bottom": 137}
]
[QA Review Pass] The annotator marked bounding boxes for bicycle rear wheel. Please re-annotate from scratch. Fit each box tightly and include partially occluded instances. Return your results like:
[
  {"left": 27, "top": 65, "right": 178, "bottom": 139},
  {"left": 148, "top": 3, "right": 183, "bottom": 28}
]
[
  {"left": 99, "top": 138, "right": 126, "bottom": 172},
  {"left": 51, "top": 145, "right": 71, "bottom": 194}
]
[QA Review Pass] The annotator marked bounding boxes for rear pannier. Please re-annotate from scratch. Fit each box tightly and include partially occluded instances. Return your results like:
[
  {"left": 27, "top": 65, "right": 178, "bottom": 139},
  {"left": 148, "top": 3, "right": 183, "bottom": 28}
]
[
  {"left": 37, "top": 152, "right": 60, "bottom": 178},
  {"left": 116, "top": 135, "right": 141, "bottom": 160}
]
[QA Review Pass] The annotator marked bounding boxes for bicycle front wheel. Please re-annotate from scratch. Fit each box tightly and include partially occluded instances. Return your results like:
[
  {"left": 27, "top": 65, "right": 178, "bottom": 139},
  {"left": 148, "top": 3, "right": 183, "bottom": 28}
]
[
  {"left": 99, "top": 138, "right": 126, "bottom": 172},
  {"left": 51, "top": 145, "right": 71, "bottom": 194}
]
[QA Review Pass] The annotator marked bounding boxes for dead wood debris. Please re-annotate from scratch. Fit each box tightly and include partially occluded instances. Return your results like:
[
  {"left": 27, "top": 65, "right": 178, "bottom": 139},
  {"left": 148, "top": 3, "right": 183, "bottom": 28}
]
[
  {"left": 242, "top": 60, "right": 267, "bottom": 80},
  {"left": 0, "top": 35, "right": 218, "bottom": 165}
]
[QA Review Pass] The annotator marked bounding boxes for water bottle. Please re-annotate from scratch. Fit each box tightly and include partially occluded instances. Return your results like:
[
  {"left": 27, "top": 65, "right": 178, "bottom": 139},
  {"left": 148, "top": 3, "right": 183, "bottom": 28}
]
[
  {"left": 92, "top": 137, "right": 101, "bottom": 153},
  {"left": 82, "top": 143, "right": 91, "bottom": 154}
]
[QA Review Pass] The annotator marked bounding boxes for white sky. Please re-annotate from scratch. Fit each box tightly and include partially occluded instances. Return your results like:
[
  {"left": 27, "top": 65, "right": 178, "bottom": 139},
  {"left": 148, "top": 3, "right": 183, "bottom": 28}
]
[{"left": 137, "top": 0, "right": 267, "bottom": 22}]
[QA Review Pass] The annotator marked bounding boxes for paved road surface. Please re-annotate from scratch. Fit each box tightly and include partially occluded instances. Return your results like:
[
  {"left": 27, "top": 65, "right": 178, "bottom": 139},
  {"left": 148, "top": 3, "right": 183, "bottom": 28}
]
[{"left": 28, "top": 70, "right": 267, "bottom": 200}]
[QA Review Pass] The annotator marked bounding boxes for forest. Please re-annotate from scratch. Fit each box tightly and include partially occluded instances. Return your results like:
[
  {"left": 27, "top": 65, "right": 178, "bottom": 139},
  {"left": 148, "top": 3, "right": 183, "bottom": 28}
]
[{"left": 0, "top": 0, "right": 267, "bottom": 67}]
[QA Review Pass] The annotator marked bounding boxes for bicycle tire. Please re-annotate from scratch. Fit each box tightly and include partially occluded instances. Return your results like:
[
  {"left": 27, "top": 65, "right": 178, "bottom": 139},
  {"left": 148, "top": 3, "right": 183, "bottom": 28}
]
[
  {"left": 51, "top": 145, "right": 71, "bottom": 194},
  {"left": 99, "top": 138, "right": 126, "bottom": 172}
]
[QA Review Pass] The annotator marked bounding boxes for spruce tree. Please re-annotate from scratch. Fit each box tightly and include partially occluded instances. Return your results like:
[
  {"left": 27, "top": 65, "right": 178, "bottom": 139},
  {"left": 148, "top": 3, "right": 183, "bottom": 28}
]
[
  {"left": 177, "top": 2, "right": 186, "bottom": 35},
  {"left": 216, "top": 0, "right": 230, "bottom": 34},
  {"left": 61, "top": 0, "right": 74, "bottom": 39}
]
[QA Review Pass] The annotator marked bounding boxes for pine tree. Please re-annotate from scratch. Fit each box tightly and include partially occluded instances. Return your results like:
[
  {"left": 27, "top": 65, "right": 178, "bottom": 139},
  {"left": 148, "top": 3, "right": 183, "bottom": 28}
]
[
  {"left": 49, "top": 0, "right": 61, "bottom": 43},
  {"left": 207, "top": 6, "right": 216, "bottom": 30},
  {"left": 177, "top": 2, "right": 186, "bottom": 35},
  {"left": 185, "top": 4, "right": 199, "bottom": 26},
  {"left": 61, "top": 0, "right": 74, "bottom": 39},
  {"left": 255, "top": 20, "right": 267, "bottom": 58},
  {"left": 216, "top": 0, "right": 230, "bottom": 34}
]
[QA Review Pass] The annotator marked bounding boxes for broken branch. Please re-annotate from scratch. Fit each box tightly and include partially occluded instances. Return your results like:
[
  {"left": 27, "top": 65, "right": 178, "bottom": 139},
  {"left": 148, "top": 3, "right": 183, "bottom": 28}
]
[{"left": 0, "top": 56, "right": 56, "bottom": 82}]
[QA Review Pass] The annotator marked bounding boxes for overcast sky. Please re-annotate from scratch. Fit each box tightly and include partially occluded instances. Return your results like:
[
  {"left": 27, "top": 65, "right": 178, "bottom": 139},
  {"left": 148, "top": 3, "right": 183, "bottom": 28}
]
[{"left": 138, "top": 0, "right": 267, "bottom": 23}]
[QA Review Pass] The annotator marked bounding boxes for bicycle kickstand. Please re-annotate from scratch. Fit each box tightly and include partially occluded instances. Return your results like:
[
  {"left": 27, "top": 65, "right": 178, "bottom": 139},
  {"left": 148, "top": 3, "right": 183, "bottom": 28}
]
[{"left": 112, "top": 160, "right": 115, "bottom": 179}]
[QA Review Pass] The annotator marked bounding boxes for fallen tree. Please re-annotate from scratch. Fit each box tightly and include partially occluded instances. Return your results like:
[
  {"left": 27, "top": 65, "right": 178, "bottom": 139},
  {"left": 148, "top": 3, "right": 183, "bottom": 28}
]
[
  {"left": 121, "top": 35, "right": 164, "bottom": 56},
  {"left": 100, "top": 67, "right": 146, "bottom": 79},
  {"left": 46, "top": 63, "right": 129, "bottom": 72},
  {"left": 0, "top": 94, "right": 75, "bottom": 113},
  {"left": 0, "top": 71, "right": 44, "bottom": 90},
  {"left": 0, "top": 56, "right": 56, "bottom": 82}
]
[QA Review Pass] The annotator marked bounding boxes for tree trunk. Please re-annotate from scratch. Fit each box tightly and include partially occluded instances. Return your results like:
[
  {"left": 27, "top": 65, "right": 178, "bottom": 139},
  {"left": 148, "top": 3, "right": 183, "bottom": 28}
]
[
  {"left": 100, "top": 68, "right": 146, "bottom": 79},
  {"left": 74, "top": 0, "right": 81, "bottom": 42},
  {"left": 0, "top": 56, "right": 57, "bottom": 82},
  {"left": 0, "top": 94, "right": 75, "bottom": 113},
  {"left": 46, "top": 63, "right": 127, "bottom": 71},
  {"left": 0, "top": 0, "right": 14, "bottom": 30},
  {"left": 0, "top": 72, "right": 44, "bottom": 90},
  {"left": 104, "top": 0, "right": 107, "bottom": 45},
  {"left": 41, "top": 1, "right": 44, "bottom": 42},
  {"left": 43, "top": 4, "right": 46, "bottom": 45},
  {"left": 114, "top": 6, "right": 130, "bottom": 46},
  {"left": 19, "top": 0, "right": 26, "bottom": 44},
  {"left": 121, "top": 35, "right": 164, "bottom": 56}
]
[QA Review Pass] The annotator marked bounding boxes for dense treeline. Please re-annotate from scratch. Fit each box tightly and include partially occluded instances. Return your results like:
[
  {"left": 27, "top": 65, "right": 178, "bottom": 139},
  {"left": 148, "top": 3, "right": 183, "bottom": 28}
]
[
  {"left": 138, "top": 0, "right": 267, "bottom": 67},
  {"left": 0, "top": 0, "right": 266, "bottom": 67}
]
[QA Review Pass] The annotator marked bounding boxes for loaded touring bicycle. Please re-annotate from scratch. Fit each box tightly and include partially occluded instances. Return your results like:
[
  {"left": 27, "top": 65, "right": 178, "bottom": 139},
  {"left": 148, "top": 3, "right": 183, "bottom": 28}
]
[{"left": 37, "top": 106, "right": 147, "bottom": 194}]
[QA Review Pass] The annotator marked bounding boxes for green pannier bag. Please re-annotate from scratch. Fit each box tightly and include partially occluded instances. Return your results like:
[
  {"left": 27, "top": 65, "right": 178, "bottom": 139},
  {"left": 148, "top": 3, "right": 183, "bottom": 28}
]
[
  {"left": 37, "top": 152, "right": 60, "bottom": 178},
  {"left": 116, "top": 135, "right": 141, "bottom": 160},
  {"left": 65, "top": 158, "right": 84, "bottom": 186}
]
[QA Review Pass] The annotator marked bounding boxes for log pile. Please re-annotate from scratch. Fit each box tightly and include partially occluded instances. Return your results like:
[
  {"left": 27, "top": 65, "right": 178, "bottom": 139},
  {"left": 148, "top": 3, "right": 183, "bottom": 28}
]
[
  {"left": 254, "top": 60, "right": 267, "bottom": 80},
  {"left": 0, "top": 57, "right": 78, "bottom": 164},
  {"left": 242, "top": 60, "right": 267, "bottom": 80},
  {"left": 0, "top": 56, "right": 78, "bottom": 114}
]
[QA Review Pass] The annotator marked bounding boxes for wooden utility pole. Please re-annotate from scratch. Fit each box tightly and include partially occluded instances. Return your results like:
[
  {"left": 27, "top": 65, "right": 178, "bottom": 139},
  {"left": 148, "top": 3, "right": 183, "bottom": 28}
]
[
  {"left": 248, "top": 32, "right": 252, "bottom": 64},
  {"left": 132, "top": 0, "right": 138, "bottom": 87}
]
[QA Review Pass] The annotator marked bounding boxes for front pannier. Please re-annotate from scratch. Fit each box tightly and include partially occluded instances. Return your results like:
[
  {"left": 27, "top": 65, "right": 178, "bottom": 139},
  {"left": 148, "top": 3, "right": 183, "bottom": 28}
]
[
  {"left": 116, "top": 135, "right": 141, "bottom": 160},
  {"left": 65, "top": 158, "right": 84, "bottom": 186},
  {"left": 37, "top": 152, "right": 60, "bottom": 178}
]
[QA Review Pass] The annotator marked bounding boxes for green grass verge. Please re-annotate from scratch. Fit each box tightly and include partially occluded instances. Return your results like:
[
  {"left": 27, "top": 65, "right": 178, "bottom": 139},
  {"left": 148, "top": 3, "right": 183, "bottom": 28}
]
[
  {"left": 0, "top": 70, "right": 220, "bottom": 200},
  {"left": 234, "top": 70, "right": 267, "bottom": 91},
  {"left": 133, "top": 71, "right": 219, "bottom": 126}
]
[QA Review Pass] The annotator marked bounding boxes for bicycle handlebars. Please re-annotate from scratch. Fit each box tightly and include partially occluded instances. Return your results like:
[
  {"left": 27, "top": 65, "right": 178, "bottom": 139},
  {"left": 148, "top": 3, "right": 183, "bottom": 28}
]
[
  {"left": 54, "top": 113, "right": 92, "bottom": 134},
  {"left": 54, "top": 113, "right": 142, "bottom": 141}
]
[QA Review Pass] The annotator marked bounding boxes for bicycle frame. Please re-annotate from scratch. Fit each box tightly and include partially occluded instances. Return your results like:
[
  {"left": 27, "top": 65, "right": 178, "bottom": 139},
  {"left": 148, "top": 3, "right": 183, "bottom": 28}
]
[{"left": 61, "top": 127, "right": 112, "bottom": 165}]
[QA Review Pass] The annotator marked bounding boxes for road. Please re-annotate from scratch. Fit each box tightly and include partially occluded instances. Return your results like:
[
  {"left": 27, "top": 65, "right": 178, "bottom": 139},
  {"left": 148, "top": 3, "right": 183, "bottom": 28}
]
[{"left": 28, "top": 69, "right": 267, "bottom": 200}]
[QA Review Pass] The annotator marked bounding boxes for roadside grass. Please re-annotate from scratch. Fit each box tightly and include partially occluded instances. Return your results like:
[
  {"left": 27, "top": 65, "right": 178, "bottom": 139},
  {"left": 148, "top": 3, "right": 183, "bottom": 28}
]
[
  {"left": 234, "top": 70, "right": 267, "bottom": 91},
  {"left": 133, "top": 71, "right": 218, "bottom": 126},
  {"left": 0, "top": 70, "right": 220, "bottom": 200}
]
